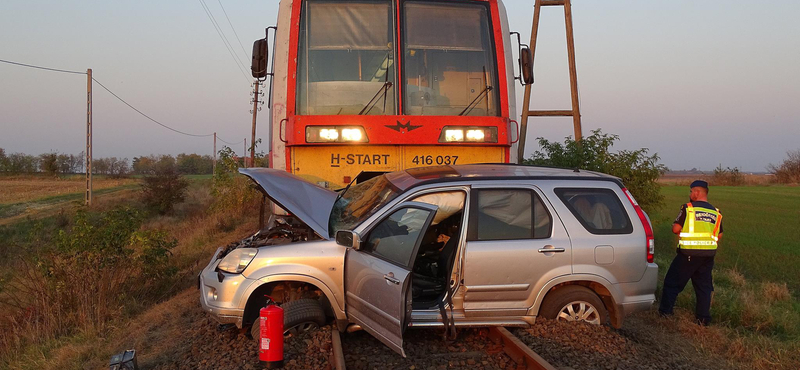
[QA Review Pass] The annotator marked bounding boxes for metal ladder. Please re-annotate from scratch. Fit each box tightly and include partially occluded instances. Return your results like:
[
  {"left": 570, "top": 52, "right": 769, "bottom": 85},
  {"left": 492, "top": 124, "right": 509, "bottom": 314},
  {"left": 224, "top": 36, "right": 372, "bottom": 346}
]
[{"left": 518, "top": 0, "right": 584, "bottom": 163}]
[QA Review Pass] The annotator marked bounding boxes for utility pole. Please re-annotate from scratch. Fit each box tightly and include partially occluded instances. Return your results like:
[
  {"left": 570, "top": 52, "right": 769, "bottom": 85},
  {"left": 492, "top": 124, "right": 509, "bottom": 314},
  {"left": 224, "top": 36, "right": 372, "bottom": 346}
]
[
  {"left": 85, "top": 68, "right": 93, "bottom": 206},
  {"left": 213, "top": 132, "right": 217, "bottom": 174},
  {"left": 243, "top": 138, "right": 247, "bottom": 167},
  {"left": 517, "top": 0, "right": 584, "bottom": 162},
  {"left": 250, "top": 81, "right": 260, "bottom": 167}
]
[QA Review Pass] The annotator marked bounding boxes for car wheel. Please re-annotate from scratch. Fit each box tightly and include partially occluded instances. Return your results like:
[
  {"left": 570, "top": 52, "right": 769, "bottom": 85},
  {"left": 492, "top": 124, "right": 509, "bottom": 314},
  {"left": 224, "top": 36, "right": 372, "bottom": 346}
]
[
  {"left": 251, "top": 298, "right": 328, "bottom": 341},
  {"left": 539, "top": 286, "right": 608, "bottom": 325}
]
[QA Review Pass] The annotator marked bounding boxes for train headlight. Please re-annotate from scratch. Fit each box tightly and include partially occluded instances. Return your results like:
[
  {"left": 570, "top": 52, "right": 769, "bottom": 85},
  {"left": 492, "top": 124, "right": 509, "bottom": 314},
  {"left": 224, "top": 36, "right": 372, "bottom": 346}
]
[
  {"left": 306, "top": 126, "right": 368, "bottom": 143},
  {"left": 465, "top": 129, "right": 485, "bottom": 141},
  {"left": 319, "top": 128, "right": 339, "bottom": 141},
  {"left": 445, "top": 129, "right": 464, "bottom": 142},
  {"left": 439, "top": 126, "right": 498, "bottom": 143},
  {"left": 341, "top": 128, "right": 364, "bottom": 142}
]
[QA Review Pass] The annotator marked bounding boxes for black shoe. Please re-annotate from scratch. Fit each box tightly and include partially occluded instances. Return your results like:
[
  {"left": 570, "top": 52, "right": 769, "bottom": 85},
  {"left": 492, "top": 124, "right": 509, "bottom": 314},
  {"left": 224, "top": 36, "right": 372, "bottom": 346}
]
[{"left": 658, "top": 310, "right": 673, "bottom": 318}]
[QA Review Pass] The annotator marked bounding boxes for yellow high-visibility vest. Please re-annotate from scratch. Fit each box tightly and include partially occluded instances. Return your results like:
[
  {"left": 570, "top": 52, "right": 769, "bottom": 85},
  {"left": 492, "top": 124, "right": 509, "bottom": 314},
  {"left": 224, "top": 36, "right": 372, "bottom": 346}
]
[{"left": 678, "top": 203, "right": 722, "bottom": 250}]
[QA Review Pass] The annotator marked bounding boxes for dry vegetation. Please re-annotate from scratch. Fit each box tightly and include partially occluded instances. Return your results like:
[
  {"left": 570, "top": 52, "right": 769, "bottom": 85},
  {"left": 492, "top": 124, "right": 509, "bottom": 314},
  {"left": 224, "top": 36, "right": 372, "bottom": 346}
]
[
  {"left": 0, "top": 175, "right": 137, "bottom": 205},
  {"left": 0, "top": 170, "right": 261, "bottom": 369}
]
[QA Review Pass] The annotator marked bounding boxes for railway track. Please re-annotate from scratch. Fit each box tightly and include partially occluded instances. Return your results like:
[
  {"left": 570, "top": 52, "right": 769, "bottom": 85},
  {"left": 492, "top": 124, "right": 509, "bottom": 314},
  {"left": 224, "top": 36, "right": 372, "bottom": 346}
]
[{"left": 331, "top": 326, "right": 557, "bottom": 370}]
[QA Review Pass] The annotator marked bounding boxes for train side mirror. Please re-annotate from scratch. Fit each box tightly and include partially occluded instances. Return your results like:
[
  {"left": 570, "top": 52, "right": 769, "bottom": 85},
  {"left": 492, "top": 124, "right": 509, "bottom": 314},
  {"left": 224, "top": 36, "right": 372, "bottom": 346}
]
[
  {"left": 520, "top": 46, "right": 534, "bottom": 85},
  {"left": 251, "top": 39, "right": 269, "bottom": 79}
]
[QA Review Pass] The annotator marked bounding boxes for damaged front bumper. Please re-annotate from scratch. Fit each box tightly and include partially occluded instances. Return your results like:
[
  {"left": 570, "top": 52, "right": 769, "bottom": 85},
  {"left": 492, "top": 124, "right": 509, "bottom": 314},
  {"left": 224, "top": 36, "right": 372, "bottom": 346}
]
[{"left": 198, "top": 248, "right": 258, "bottom": 328}]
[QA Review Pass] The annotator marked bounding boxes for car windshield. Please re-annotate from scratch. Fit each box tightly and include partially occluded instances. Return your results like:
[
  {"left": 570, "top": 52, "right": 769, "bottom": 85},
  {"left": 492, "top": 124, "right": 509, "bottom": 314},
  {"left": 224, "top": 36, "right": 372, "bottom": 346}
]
[{"left": 329, "top": 175, "right": 402, "bottom": 237}]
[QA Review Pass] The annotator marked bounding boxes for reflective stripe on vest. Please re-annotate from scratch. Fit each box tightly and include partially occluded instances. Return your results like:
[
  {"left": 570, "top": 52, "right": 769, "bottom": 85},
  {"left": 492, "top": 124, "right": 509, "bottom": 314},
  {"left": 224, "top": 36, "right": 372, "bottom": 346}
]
[{"left": 678, "top": 203, "right": 722, "bottom": 250}]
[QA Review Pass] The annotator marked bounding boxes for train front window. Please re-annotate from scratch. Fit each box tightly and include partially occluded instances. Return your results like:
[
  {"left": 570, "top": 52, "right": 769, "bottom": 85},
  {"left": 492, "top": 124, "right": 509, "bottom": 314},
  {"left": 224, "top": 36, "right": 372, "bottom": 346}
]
[
  {"left": 402, "top": 1, "right": 500, "bottom": 117},
  {"left": 297, "top": 0, "right": 396, "bottom": 116}
]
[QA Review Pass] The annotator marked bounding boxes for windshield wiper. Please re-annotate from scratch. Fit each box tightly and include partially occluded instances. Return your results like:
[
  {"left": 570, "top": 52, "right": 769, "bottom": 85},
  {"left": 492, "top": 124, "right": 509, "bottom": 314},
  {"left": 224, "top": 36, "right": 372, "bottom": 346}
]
[
  {"left": 359, "top": 81, "right": 393, "bottom": 115},
  {"left": 459, "top": 86, "right": 493, "bottom": 116},
  {"left": 333, "top": 175, "right": 359, "bottom": 207}
]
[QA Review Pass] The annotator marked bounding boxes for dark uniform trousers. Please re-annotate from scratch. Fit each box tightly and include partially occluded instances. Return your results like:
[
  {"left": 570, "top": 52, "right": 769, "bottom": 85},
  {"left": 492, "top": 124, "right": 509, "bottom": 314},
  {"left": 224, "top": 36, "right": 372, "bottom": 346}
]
[{"left": 658, "top": 252, "right": 715, "bottom": 324}]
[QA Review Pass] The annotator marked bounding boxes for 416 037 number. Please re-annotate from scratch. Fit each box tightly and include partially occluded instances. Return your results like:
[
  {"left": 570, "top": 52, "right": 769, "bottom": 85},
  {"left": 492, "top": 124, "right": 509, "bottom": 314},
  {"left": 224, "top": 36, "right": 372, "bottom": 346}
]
[{"left": 411, "top": 155, "right": 459, "bottom": 166}]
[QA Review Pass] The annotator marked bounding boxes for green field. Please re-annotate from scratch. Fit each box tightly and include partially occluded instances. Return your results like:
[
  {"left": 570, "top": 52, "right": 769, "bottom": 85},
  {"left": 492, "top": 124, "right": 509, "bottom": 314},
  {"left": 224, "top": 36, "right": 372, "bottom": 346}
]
[{"left": 650, "top": 185, "right": 800, "bottom": 340}]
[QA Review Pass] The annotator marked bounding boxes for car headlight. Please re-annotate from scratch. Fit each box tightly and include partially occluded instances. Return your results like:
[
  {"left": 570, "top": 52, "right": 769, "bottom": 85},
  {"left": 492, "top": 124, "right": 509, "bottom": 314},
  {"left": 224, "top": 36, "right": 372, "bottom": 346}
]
[
  {"left": 217, "top": 248, "right": 258, "bottom": 274},
  {"left": 306, "top": 126, "right": 368, "bottom": 143}
]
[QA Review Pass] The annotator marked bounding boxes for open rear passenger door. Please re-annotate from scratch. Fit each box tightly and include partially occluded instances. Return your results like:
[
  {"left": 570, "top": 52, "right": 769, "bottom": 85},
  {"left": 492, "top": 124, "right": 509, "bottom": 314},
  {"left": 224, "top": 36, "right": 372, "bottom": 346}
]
[{"left": 342, "top": 202, "right": 438, "bottom": 356}]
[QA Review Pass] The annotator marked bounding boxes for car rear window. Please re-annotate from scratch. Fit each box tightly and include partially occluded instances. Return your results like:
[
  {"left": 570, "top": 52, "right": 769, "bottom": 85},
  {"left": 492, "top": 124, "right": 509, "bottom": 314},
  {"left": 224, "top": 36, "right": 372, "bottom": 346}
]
[
  {"left": 555, "top": 188, "right": 632, "bottom": 235},
  {"left": 468, "top": 189, "right": 552, "bottom": 241}
]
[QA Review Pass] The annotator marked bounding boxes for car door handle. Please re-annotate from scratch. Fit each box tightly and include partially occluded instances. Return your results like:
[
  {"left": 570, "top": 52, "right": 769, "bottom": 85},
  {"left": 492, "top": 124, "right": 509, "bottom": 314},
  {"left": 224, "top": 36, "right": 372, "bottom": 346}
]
[
  {"left": 538, "top": 246, "right": 566, "bottom": 253},
  {"left": 384, "top": 273, "right": 400, "bottom": 285}
]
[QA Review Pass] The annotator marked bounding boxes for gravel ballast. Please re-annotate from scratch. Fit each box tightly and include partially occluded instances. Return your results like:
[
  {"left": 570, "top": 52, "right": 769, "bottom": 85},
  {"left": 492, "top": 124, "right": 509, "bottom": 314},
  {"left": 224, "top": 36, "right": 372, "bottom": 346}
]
[
  {"left": 512, "top": 318, "right": 736, "bottom": 370},
  {"left": 150, "top": 310, "right": 333, "bottom": 370},
  {"left": 342, "top": 328, "right": 516, "bottom": 370}
]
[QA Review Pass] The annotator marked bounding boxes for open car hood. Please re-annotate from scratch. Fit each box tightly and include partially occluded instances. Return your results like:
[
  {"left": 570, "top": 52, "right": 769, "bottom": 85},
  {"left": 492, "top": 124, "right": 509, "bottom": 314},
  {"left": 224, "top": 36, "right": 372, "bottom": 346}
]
[{"left": 239, "top": 168, "right": 337, "bottom": 239}]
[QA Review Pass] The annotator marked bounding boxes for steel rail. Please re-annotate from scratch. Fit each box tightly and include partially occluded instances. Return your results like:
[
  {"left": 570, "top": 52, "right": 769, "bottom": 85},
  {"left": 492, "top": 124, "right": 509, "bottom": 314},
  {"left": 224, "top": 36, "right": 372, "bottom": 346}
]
[{"left": 488, "top": 327, "right": 558, "bottom": 370}]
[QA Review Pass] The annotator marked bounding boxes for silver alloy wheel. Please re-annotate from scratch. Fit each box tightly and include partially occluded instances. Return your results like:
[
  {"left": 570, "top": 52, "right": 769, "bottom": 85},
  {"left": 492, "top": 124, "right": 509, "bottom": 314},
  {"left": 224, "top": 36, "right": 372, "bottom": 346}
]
[
  {"left": 284, "top": 322, "right": 319, "bottom": 337},
  {"left": 557, "top": 301, "right": 601, "bottom": 325}
]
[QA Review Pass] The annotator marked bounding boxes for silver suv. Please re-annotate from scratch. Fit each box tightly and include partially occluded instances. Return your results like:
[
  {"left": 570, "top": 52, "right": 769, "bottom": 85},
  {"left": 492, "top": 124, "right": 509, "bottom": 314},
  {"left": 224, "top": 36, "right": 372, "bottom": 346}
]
[{"left": 199, "top": 164, "right": 657, "bottom": 356}]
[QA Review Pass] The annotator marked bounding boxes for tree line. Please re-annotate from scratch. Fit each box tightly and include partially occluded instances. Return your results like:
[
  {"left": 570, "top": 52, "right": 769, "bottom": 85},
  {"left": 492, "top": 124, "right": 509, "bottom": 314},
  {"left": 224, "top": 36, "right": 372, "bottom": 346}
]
[{"left": 0, "top": 148, "right": 215, "bottom": 176}]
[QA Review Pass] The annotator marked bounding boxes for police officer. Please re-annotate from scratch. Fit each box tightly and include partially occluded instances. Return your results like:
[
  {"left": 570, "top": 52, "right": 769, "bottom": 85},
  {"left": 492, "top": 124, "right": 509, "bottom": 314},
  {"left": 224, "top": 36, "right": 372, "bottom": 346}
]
[{"left": 658, "top": 180, "right": 723, "bottom": 325}]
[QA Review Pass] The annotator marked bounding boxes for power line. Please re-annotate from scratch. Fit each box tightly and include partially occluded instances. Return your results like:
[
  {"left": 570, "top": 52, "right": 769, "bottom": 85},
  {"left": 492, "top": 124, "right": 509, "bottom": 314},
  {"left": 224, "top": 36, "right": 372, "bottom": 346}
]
[
  {"left": 202, "top": 0, "right": 248, "bottom": 71},
  {"left": 0, "top": 58, "right": 86, "bottom": 75},
  {"left": 2, "top": 57, "right": 249, "bottom": 144},
  {"left": 198, "top": 0, "right": 250, "bottom": 83},
  {"left": 217, "top": 136, "right": 244, "bottom": 145},
  {"left": 92, "top": 76, "right": 214, "bottom": 138},
  {"left": 216, "top": 0, "right": 250, "bottom": 61}
]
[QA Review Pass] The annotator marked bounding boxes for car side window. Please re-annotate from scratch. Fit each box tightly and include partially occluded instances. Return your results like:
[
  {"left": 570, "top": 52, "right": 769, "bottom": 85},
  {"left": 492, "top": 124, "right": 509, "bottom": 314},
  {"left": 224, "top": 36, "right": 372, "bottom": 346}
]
[
  {"left": 469, "top": 189, "right": 552, "bottom": 241},
  {"left": 365, "top": 208, "right": 432, "bottom": 267},
  {"left": 555, "top": 188, "right": 633, "bottom": 235}
]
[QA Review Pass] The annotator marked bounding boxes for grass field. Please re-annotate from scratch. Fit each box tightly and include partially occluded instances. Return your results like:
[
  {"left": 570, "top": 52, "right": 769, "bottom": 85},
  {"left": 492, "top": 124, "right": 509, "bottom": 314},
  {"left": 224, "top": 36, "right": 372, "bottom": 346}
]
[
  {"left": 650, "top": 184, "right": 800, "bottom": 362},
  {"left": 0, "top": 175, "right": 137, "bottom": 204},
  {"left": 652, "top": 185, "right": 800, "bottom": 294},
  {"left": 0, "top": 175, "right": 140, "bottom": 225}
]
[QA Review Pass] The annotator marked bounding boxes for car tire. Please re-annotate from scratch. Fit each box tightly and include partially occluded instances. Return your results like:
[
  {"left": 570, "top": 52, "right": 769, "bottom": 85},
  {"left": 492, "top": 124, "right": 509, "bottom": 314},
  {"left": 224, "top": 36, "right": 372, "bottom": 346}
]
[
  {"left": 539, "top": 286, "right": 608, "bottom": 325},
  {"left": 251, "top": 298, "right": 328, "bottom": 341}
]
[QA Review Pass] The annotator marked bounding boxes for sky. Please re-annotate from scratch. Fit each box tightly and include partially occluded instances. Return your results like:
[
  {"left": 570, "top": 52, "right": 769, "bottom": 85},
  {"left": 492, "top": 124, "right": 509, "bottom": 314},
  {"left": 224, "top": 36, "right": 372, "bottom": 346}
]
[{"left": 1, "top": 0, "right": 798, "bottom": 172}]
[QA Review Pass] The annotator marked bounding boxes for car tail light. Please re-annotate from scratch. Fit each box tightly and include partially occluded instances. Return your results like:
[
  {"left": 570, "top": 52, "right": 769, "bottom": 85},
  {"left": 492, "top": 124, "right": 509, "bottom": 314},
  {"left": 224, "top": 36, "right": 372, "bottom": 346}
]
[{"left": 622, "top": 188, "right": 654, "bottom": 263}]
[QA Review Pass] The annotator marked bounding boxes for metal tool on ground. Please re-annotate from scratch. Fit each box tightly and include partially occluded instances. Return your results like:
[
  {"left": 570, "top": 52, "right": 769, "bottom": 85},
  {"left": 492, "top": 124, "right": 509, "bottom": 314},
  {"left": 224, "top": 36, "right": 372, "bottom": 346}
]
[
  {"left": 259, "top": 298, "right": 285, "bottom": 368},
  {"left": 108, "top": 349, "right": 138, "bottom": 370}
]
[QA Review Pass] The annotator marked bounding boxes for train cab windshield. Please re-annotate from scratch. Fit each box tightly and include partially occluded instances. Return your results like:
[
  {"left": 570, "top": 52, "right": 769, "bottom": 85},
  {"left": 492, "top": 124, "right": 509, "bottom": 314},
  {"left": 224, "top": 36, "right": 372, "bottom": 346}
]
[
  {"left": 402, "top": 1, "right": 499, "bottom": 117},
  {"left": 296, "top": 0, "right": 500, "bottom": 117},
  {"left": 297, "top": 0, "right": 396, "bottom": 116}
]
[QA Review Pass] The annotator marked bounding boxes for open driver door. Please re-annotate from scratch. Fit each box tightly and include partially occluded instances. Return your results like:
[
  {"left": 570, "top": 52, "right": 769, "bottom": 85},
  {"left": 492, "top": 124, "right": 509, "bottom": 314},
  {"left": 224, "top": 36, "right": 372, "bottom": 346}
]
[{"left": 340, "top": 202, "right": 438, "bottom": 356}]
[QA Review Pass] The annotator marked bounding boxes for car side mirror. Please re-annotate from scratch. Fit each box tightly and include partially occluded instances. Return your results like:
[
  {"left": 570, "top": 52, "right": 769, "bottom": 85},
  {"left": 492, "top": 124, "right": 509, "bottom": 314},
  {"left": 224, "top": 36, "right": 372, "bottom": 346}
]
[
  {"left": 251, "top": 38, "right": 269, "bottom": 79},
  {"left": 336, "top": 230, "right": 361, "bottom": 250},
  {"left": 520, "top": 46, "right": 534, "bottom": 85}
]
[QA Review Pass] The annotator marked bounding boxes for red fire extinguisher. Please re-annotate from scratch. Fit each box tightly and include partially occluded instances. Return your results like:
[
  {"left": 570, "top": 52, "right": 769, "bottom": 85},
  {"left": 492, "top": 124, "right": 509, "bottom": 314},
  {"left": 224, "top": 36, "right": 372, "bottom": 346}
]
[{"left": 259, "top": 299, "right": 284, "bottom": 368}]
